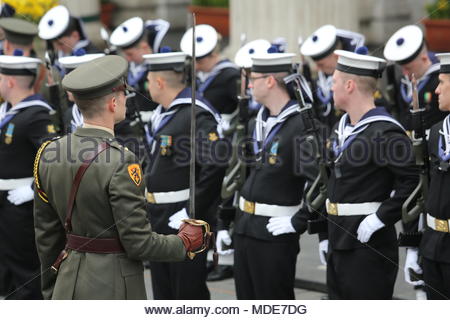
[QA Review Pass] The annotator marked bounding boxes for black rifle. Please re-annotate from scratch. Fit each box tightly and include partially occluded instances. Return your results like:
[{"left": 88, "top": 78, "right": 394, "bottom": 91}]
[
  {"left": 385, "top": 63, "right": 399, "bottom": 115},
  {"left": 290, "top": 74, "right": 328, "bottom": 234},
  {"left": 399, "top": 74, "right": 429, "bottom": 247},
  {"left": 221, "top": 67, "right": 250, "bottom": 200},
  {"left": 45, "top": 41, "right": 66, "bottom": 134}
]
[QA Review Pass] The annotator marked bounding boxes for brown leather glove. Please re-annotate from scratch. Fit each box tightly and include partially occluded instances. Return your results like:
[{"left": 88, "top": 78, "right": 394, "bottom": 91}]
[{"left": 177, "top": 219, "right": 213, "bottom": 260}]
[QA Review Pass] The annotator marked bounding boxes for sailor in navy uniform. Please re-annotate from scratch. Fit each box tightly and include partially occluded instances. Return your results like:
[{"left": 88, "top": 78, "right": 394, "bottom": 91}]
[
  {"left": 58, "top": 53, "right": 105, "bottom": 133},
  {"left": 109, "top": 17, "right": 171, "bottom": 156},
  {"left": 233, "top": 39, "right": 272, "bottom": 117},
  {"left": 0, "top": 17, "right": 48, "bottom": 94},
  {"left": 404, "top": 53, "right": 450, "bottom": 299},
  {"left": 0, "top": 55, "right": 55, "bottom": 299},
  {"left": 217, "top": 53, "right": 319, "bottom": 299},
  {"left": 110, "top": 17, "right": 170, "bottom": 115},
  {"left": 324, "top": 50, "right": 419, "bottom": 299},
  {"left": 384, "top": 25, "right": 448, "bottom": 132},
  {"left": 142, "top": 52, "right": 226, "bottom": 299},
  {"left": 38, "top": 5, "right": 100, "bottom": 76},
  {"left": 301, "top": 25, "right": 374, "bottom": 131},
  {"left": 180, "top": 24, "right": 240, "bottom": 132}
]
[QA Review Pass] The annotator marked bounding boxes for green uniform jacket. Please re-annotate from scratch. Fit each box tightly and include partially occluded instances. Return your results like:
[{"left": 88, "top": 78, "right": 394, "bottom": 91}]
[{"left": 34, "top": 127, "right": 186, "bottom": 300}]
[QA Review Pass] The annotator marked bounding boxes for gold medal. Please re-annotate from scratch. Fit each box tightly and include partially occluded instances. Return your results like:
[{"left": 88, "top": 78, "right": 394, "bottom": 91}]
[{"left": 269, "top": 156, "right": 276, "bottom": 165}]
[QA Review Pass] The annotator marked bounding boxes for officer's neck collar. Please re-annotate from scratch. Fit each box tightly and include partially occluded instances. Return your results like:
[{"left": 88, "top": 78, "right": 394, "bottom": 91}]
[{"left": 82, "top": 123, "right": 115, "bottom": 136}]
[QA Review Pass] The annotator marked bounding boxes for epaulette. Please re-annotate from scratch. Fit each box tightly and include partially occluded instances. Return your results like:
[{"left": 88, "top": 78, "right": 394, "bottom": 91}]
[{"left": 33, "top": 137, "right": 61, "bottom": 203}]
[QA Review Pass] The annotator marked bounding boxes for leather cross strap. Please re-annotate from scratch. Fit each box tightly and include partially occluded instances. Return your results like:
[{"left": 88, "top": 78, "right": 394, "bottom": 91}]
[
  {"left": 64, "top": 142, "right": 110, "bottom": 232},
  {"left": 52, "top": 141, "right": 125, "bottom": 273}
]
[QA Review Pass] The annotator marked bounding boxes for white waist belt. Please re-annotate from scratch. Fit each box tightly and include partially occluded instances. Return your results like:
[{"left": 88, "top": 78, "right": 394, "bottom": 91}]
[
  {"left": 146, "top": 188, "right": 189, "bottom": 204},
  {"left": 326, "top": 199, "right": 382, "bottom": 216},
  {"left": 426, "top": 213, "right": 450, "bottom": 233},
  {"left": 239, "top": 196, "right": 300, "bottom": 217},
  {"left": 0, "top": 177, "right": 34, "bottom": 191}
]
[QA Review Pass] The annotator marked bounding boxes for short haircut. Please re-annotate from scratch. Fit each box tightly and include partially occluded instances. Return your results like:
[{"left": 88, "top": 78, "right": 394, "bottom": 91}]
[
  {"left": 341, "top": 72, "right": 378, "bottom": 95},
  {"left": 271, "top": 71, "right": 289, "bottom": 91},
  {"left": 153, "top": 70, "right": 186, "bottom": 89},
  {"left": 12, "top": 74, "right": 35, "bottom": 89},
  {"left": 73, "top": 92, "right": 117, "bottom": 119}
]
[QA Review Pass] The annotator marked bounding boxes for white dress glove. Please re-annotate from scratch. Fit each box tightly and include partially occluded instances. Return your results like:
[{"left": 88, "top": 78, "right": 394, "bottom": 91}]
[
  {"left": 319, "top": 240, "right": 329, "bottom": 265},
  {"left": 7, "top": 185, "right": 34, "bottom": 205},
  {"left": 168, "top": 208, "right": 189, "bottom": 230},
  {"left": 356, "top": 213, "right": 385, "bottom": 243},
  {"left": 216, "top": 230, "right": 234, "bottom": 255},
  {"left": 404, "top": 248, "right": 424, "bottom": 286},
  {"left": 266, "top": 216, "right": 296, "bottom": 236}
]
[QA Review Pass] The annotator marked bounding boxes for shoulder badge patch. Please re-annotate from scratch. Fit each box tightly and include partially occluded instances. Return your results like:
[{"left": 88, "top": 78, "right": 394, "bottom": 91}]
[{"left": 127, "top": 164, "right": 142, "bottom": 186}]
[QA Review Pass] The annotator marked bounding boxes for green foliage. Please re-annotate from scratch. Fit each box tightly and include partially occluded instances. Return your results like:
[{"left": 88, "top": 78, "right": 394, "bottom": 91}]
[
  {"left": 426, "top": 0, "right": 450, "bottom": 19},
  {"left": 192, "top": 0, "right": 229, "bottom": 8}
]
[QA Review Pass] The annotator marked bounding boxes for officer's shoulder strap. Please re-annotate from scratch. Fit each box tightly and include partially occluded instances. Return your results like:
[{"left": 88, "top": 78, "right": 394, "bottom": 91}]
[{"left": 33, "top": 136, "right": 62, "bottom": 203}]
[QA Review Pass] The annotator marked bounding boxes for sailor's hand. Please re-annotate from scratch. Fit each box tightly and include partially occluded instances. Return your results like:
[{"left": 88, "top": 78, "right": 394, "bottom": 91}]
[
  {"left": 168, "top": 208, "right": 189, "bottom": 230},
  {"left": 404, "top": 248, "right": 424, "bottom": 286},
  {"left": 266, "top": 216, "right": 296, "bottom": 236},
  {"left": 7, "top": 185, "right": 34, "bottom": 205},
  {"left": 356, "top": 213, "right": 384, "bottom": 243},
  {"left": 319, "top": 239, "right": 329, "bottom": 265},
  {"left": 216, "top": 230, "right": 233, "bottom": 255}
]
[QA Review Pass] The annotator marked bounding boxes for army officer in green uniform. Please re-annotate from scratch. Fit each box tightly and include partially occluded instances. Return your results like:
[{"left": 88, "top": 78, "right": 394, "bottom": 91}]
[{"left": 33, "top": 55, "right": 208, "bottom": 300}]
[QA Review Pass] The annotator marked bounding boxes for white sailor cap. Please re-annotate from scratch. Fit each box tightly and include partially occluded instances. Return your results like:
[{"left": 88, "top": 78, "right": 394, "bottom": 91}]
[
  {"left": 335, "top": 50, "right": 386, "bottom": 78},
  {"left": 59, "top": 53, "right": 105, "bottom": 72},
  {"left": 271, "top": 37, "right": 287, "bottom": 53},
  {"left": 234, "top": 39, "right": 271, "bottom": 68},
  {"left": 109, "top": 17, "right": 144, "bottom": 49},
  {"left": 145, "top": 19, "right": 170, "bottom": 53},
  {"left": 436, "top": 53, "right": 450, "bottom": 74},
  {"left": 143, "top": 52, "right": 187, "bottom": 72},
  {"left": 251, "top": 53, "right": 295, "bottom": 73},
  {"left": 383, "top": 25, "right": 424, "bottom": 65},
  {"left": 180, "top": 24, "right": 218, "bottom": 58},
  {"left": 38, "top": 5, "right": 70, "bottom": 40},
  {"left": 301, "top": 25, "right": 338, "bottom": 60},
  {"left": 0, "top": 55, "right": 41, "bottom": 76}
]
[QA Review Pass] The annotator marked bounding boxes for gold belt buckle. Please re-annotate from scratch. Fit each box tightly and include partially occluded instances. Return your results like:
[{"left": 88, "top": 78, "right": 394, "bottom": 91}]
[
  {"left": 435, "top": 218, "right": 449, "bottom": 233},
  {"left": 243, "top": 200, "right": 255, "bottom": 214},
  {"left": 146, "top": 192, "right": 156, "bottom": 204},
  {"left": 327, "top": 202, "right": 338, "bottom": 216}
]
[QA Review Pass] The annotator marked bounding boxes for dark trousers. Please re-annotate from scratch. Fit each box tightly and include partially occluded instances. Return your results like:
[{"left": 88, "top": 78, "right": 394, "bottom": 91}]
[
  {"left": 149, "top": 251, "right": 210, "bottom": 299},
  {"left": 233, "top": 233, "right": 299, "bottom": 300},
  {"left": 327, "top": 243, "right": 398, "bottom": 299},
  {"left": 0, "top": 194, "right": 42, "bottom": 299},
  {"left": 0, "top": 263, "right": 13, "bottom": 295},
  {"left": 422, "top": 257, "right": 450, "bottom": 299}
]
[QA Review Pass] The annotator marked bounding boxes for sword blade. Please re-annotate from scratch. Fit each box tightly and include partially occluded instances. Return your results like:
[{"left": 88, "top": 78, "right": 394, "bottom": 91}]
[{"left": 189, "top": 14, "right": 197, "bottom": 219}]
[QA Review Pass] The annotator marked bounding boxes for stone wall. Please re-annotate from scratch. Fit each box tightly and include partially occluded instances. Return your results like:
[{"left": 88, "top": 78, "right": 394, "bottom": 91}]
[{"left": 227, "top": 0, "right": 431, "bottom": 59}]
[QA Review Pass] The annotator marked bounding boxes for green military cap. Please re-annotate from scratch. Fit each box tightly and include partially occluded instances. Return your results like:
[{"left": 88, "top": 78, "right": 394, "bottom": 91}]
[
  {"left": 62, "top": 55, "right": 129, "bottom": 100},
  {"left": 0, "top": 17, "right": 38, "bottom": 45}
]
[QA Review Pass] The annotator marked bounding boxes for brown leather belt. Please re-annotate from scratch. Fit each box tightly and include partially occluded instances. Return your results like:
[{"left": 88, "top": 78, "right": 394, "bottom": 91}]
[{"left": 66, "top": 234, "right": 124, "bottom": 254}]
